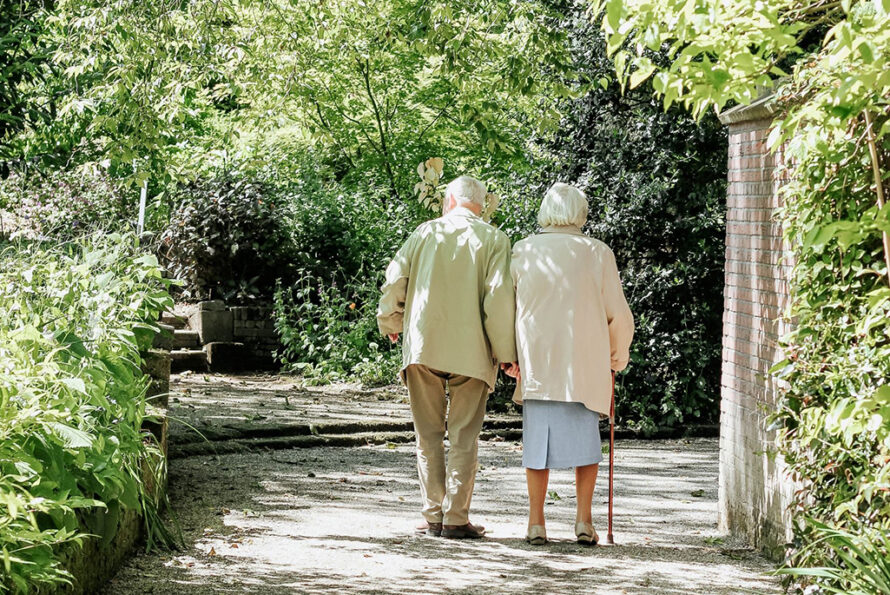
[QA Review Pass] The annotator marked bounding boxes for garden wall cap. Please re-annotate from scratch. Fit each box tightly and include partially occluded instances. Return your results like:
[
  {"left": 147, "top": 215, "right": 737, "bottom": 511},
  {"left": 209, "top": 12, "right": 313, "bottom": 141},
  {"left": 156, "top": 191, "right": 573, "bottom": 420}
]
[
  {"left": 199, "top": 299, "right": 226, "bottom": 311},
  {"left": 718, "top": 92, "right": 778, "bottom": 125}
]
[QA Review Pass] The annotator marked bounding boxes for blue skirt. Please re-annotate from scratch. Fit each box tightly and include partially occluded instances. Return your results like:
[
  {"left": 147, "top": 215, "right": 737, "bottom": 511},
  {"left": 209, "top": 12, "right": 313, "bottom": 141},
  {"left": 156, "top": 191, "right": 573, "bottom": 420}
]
[{"left": 522, "top": 400, "right": 603, "bottom": 470}]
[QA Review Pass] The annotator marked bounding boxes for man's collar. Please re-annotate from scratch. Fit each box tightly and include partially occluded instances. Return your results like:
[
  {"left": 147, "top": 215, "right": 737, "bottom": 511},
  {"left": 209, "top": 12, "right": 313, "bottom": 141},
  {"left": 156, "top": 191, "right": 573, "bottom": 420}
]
[
  {"left": 541, "top": 224, "right": 584, "bottom": 235},
  {"left": 444, "top": 206, "right": 481, "bottom": 219}
]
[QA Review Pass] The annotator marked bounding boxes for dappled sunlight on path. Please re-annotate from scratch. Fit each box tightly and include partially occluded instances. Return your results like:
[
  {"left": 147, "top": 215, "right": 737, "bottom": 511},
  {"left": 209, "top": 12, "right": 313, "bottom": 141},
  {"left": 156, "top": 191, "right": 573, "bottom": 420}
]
[{"left": 106, "top": 437, "right": 779, "bottom": 594}]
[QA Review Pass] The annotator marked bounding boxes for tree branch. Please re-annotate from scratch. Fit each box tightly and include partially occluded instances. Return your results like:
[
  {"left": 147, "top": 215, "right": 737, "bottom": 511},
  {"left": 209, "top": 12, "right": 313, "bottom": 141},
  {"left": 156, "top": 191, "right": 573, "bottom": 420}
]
[
  {"left": 864, "top": 110, "right": 890, "bottom": 286},
  {"left": 358, "top": 57, "right": 399, "bottom": 201},
  {"left": 418, "top": 98, "right": 455, "bottom": 143},
  {"left": 311, "top": 98, "right": 356, "bottom": 168}
]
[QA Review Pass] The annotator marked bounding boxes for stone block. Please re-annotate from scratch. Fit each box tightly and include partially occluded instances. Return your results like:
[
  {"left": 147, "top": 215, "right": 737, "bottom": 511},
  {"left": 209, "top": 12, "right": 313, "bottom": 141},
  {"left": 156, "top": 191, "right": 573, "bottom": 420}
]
[
  {"left": 160, "top": 311, "right": 188, "bottom": 329},
  {"left": 199, "top": 299, "right": 226, "bottom": 311},
  {"left": 152, "top": 323, "right": 175, "bottom": 351},
  {"left": 141, "top": 349, "right": 170, "bottom": 409},
  {"left": 173, "top": 329, "right": 201, "bottom": 349},
  {"left": 189, "top": 308, "right": 234, "bottom": 343},
  {"left": 169, "top": 349, "right": 209, "bottom": 373}
]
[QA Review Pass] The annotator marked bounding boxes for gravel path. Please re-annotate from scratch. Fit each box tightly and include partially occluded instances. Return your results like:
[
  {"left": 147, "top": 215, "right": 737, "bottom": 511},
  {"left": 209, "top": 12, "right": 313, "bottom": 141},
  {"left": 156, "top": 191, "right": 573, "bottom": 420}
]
[{"left": 105, "top": 374, "right": 780, "bottom": 594}]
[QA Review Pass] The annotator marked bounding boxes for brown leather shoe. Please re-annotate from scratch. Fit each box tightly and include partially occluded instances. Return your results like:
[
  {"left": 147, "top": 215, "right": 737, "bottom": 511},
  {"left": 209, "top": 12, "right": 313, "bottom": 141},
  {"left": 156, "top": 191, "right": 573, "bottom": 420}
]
[
  {"left": 442, "top": 522, "right": 486, "bottom": 539},
  {"left": 415, "top": 521, "right": 442, "bottom": 537}
]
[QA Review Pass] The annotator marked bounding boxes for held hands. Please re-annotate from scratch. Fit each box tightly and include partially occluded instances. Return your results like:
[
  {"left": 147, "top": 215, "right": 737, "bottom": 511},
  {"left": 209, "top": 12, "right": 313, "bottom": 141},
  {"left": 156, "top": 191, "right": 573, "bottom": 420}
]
[
  {"left": 500, "top": 362, "right": 520, "bottom": 380},
  {"left": 388, "top": 333, "right": 400, "bottom": 343}
]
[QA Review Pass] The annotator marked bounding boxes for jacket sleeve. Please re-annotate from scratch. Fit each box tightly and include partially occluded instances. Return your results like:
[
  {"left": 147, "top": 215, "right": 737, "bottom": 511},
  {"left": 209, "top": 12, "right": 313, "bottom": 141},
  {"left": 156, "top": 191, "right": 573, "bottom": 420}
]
[
  {"left": 376, "top": 234, "right": 414, "bottom": 336},
  {"left": 483, "top": 232, "right": 517, "bottom": 363},
  {"left": 602, "top": 248, "right": 634, "bottom": 372}
]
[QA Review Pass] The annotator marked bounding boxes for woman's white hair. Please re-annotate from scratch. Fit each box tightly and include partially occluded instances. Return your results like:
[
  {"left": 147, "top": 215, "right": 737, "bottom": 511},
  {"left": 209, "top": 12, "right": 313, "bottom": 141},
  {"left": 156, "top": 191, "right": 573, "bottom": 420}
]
[
  {"left": 538, "top": 182, "right": 588, "bottom": 228},
  {"left": 445, "top": 175, "right": 486, "bottom": 206}
]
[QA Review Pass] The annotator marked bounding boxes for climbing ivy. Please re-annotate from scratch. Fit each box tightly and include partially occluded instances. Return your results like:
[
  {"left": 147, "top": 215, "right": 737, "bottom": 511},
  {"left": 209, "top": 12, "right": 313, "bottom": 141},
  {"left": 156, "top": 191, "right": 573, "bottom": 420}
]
[{"left": 588, "top": 0, "right": 890, "bottom": 590}]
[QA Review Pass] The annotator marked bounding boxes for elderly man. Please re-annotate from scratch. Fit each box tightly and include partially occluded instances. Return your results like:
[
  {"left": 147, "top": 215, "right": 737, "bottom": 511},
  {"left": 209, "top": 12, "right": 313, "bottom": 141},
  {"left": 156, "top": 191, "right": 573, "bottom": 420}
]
[{"left": 377, "top": 175, "right": 516, "bottom": 539}]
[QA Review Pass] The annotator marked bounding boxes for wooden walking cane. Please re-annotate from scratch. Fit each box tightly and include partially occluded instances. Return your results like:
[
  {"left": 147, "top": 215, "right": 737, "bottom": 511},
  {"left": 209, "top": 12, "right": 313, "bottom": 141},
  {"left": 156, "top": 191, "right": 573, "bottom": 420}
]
[{"left": 607, "top": 371, "right": 615, "bottom": 545}]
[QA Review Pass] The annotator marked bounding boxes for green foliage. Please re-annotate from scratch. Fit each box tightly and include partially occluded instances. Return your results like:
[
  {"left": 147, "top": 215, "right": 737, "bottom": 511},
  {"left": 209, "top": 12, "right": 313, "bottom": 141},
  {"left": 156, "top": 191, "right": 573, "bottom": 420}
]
[
  {"left": 776, "top": 521, "right": 890, "bottom": 595},
  {"left": 0, "top": 233, "right": 174, "bottom": 593},
  {"left": 159, "top": 175, "right": 293, "bottom": 302},
  {"left": 544, "top": 15, "right": 727, "bottom": 431},
  {"left": 271, "top": 169, "right": 412, "bottom": 385},
  {"left": 39, "top": 0, "right": 242, "bottom": 183},
  {"left": 590, "top": 0, "right": 890, "bottom": 589},
  {"left": 240, "top": 0, "right": 575, "bottom": 199},
  {"left": 591, "top": 0, "right": 817, "bottom": 117},
  {"left": 0, "top": 0, "right": 54, "bottom": 172},
  {"left": 0, "top": 167, "right": 130, "bottom": 239},
  {"left": 273, "top": 270, "right": 401, "bottom": 386}
]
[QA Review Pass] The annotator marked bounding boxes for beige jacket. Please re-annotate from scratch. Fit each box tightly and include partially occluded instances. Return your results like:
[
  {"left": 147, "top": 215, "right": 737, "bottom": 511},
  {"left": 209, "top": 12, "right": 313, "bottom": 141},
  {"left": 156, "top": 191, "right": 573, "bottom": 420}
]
[
  {"left": 377, "top": 207, "right": 517, "bottom": 389},
  {"left": 511, "top": 225, "right": 634, "bottom": 416}
]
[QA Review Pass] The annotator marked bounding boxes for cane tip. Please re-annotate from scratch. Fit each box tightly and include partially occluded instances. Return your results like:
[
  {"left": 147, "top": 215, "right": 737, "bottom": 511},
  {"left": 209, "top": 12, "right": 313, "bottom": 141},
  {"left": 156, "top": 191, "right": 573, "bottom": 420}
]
[{"left": 606, "top": 534, "right": 614, "bottom": 545}]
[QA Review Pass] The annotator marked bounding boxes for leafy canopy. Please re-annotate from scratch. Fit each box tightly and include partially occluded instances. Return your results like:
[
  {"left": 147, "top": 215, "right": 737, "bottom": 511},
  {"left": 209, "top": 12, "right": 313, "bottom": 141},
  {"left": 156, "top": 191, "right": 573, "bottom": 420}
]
[{"left": 588, "top": 0, "right": 890, "bottom": 590}]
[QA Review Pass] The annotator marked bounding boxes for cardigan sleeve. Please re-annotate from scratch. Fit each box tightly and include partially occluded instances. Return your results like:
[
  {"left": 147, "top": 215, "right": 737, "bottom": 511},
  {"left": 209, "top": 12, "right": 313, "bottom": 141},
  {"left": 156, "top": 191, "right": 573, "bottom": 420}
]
[{"left": 602, "top": 248, "right": 634, "bottom": 372}]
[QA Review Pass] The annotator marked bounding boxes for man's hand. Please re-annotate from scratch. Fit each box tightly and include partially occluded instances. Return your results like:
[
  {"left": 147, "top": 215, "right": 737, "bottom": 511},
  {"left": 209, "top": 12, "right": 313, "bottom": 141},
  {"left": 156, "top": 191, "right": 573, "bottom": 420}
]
[
  {"left": 500, "top": 362, "right": 520, "bottom": 379},
  {"left": 388, "top": 333, "right": 400, "bottom": 343}
]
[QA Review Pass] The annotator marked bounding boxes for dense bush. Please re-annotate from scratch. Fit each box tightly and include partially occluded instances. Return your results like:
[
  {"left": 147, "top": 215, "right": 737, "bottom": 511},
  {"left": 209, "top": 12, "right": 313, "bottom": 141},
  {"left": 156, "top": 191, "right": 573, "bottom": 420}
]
[
  {"left": 770, "top": 70, "right": 890, "bottom": 589},
  {"left": 0, "top": 168, "right": 131, "bottom": 240},
  {"left": 536, "top": 18, "right": 727, "bottom": 431},
  {"left": 0, "top": 233, "right": 174, "bottom": 592},
  {"left": 273, "top": 268, "right": 400, "bottom": 386},
  {"left": 159, "top": 176, "right": 294, "bottom": 302},
  {"left": 272, "top": 173, "right": 415, "bottom": 385}
]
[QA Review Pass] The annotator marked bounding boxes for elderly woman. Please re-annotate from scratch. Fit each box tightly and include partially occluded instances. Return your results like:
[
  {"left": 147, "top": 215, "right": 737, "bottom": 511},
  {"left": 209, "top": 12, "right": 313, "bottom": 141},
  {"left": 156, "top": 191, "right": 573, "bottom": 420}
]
[{"left": 507, "top": 182, "right": 634, "bottom": 546}]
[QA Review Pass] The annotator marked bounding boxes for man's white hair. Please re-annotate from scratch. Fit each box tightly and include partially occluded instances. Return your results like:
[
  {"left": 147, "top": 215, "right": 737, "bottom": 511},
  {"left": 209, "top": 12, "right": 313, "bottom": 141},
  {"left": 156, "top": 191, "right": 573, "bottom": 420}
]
[
  {"left": 445, "top": 175, "right": 487, "bottom": 207},
  {"left": 538, "top": 182, "right": 588, "bottom": 228}
]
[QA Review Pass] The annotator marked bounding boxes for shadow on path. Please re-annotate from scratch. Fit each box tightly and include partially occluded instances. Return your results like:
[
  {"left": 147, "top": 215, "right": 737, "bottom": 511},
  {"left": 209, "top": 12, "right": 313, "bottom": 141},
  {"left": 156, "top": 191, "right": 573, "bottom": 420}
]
[{"left": 106, "top": 437, "right": 779, "bottom": 594}]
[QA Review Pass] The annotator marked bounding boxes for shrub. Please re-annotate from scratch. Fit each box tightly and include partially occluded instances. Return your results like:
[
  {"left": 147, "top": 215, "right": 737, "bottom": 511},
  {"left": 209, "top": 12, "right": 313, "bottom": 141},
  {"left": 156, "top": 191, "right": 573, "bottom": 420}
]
[
  {"left": 0, "top": 168, "right": 131, "bottom": 240},
  {"left": 273, "top": 268, "right": 400, "bottom": 385},
  {"left": 271, "top": 173, "right": 420, "bottom": 385},
  {"left": 0, "top": 233, "right": 174, "bottom": 593},
  {"left": 534, "top": 19, "right": 727, "bottom": 431},
  {"left": 159, "top": 176, "right": 293, "bottom": 302}
]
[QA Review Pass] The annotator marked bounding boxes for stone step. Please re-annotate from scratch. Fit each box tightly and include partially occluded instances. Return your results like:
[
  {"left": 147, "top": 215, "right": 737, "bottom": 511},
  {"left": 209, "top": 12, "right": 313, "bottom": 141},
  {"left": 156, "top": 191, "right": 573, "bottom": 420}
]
[
  {"left": 153, "top": 323, "right": 175, "bottom": 351},
  {"left": 169, "top": 349, "right": 208, "bottom": 373},
  {"left": 160, "top": 311, "right": 189, "bottom": 329},
  {"left": 173, "top": 329, "right": 200, "bottom": 350}
]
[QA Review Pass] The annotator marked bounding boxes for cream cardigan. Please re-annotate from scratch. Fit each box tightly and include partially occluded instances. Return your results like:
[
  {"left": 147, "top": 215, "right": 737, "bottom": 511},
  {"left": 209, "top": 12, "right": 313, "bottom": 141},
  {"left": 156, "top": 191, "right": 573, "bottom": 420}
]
[{"left": 511, "top": 226, "right": 634, "bottom": 416}]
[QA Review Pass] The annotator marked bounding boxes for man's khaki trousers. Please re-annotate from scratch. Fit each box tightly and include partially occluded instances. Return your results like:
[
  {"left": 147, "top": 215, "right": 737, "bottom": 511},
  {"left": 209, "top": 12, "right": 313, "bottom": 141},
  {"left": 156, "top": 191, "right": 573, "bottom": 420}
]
[{"left": 403, "top": 364, "right": 489, "bottom": 526}]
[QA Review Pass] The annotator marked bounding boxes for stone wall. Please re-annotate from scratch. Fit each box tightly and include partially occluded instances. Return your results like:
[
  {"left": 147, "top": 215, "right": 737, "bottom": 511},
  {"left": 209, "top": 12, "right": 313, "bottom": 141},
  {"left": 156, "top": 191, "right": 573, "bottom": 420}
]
[
  {"left": 717, "top": 96, "right": 794, "bottom": 558},
  {"left": 50, "top": 348, "right": 170, "bottom": 594},
  {"left": 231, "top": 305, "right": 279, "bottom": 363},
  {"left": 186, "top": 301, "right": 280, "bottom": 370}
]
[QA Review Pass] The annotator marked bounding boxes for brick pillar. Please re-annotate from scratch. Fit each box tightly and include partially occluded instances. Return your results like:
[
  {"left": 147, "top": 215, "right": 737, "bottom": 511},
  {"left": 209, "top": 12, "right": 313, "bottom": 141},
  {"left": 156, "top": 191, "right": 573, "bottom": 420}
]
[{"left": 717, "top": 96, "right": 793, "bottom": 557}]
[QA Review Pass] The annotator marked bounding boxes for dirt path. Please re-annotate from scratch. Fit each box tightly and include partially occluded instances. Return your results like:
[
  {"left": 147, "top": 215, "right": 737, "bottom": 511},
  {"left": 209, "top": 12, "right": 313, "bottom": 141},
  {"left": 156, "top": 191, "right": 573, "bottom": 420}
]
[{"left": 106, "top": 374, "right": 780, "bottom": 594}]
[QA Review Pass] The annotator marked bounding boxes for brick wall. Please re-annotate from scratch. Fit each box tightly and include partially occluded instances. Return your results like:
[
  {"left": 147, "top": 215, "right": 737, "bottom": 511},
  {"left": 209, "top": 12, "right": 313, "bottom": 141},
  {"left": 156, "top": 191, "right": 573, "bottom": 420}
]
[
  {"left": 231, "top": 305, "right": 280, "bottom": 363},
  {"left": 718, "top": 97, "right": 794, "bottom": 557}
]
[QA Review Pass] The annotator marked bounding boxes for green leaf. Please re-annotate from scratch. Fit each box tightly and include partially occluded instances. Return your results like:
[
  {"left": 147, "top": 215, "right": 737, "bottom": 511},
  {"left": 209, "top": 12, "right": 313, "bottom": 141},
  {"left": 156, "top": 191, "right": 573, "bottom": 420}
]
[
  {"left": 46, "top": 422, "right": 95, "bottom": 449},
  {"left": 629, "top": 60, "right": 656, "bottom": 89},
  {"left": 60, "top": 377, "right": 87, "bottom": 395}
]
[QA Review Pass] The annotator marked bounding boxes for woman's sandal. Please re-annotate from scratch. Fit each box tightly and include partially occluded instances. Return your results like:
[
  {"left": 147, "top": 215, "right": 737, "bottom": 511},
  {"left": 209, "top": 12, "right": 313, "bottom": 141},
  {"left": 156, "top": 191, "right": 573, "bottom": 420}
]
[
  {"left": 575, "top": 521, "right": 599, "bottom": 546},
  {"left": 526, "top": 525, "right": 547, "bottom": 545}
]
